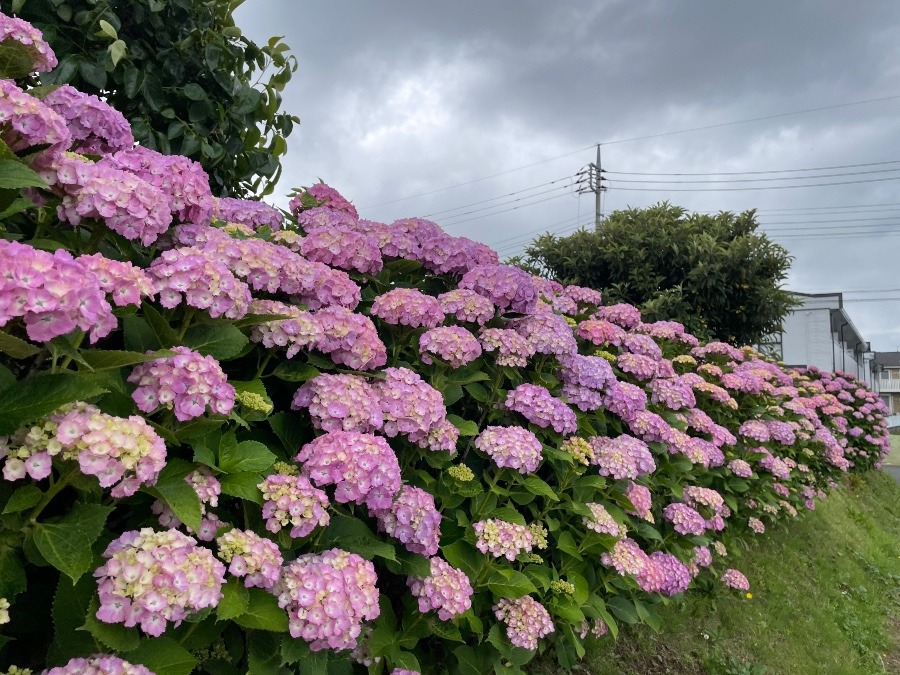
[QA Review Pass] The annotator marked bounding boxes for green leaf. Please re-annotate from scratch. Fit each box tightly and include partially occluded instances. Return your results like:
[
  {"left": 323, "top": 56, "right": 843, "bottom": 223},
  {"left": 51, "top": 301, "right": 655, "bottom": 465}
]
[
  {"left": 78, "top": 59, "right": 108, "bottom": 90},
  {"left": 217, "top": 577, "right": 249, "bottom": 621},
  {"left": 464, "top": 382, "right": 491, "bottom": 403},
  {"left": 271, "top": 361, "right": 320, "bottom": 382},
  {"left": 487, "top": 622, "right": 535, "bottom": 665},
  {"left": 123, "top": 315, "right": 160, "bottom": 352},
  {"left": 142, "top": 304, "right": 178, "bottom": 348},
  {"left": 233, "top": 588, "right": 289, "bottom": 632},
  {"left": 129, "top": 637, "right": 198, "bottom": 675},
  {"left": 447, "top": 414, "right": 480, "bottom": 437},
  {"left": 453, "top": 644, "right": 494, "bottom": 675},
  {"left": 0, "top": 373, "right": 108, "bottom": 435},
  {"left": 33, "top": 503, "right": 113, "bottom": 583},
  {"left": 428, "top": 617, "right": 464, "bottom": 643},
  {"left": 98, "top": 19, "right": 118, "bottom": 39},
  {"left": 2, "top": 484, "right": 43, "bottom": 513},
  {"left": 247, "top": 631, "right": 282, "bottom": 673},
  {"left": 183, "top": 82, "right": 206, "bottom": 100},
  {"left": 269, "top": 412, "right": 307, "bottom": 453},
  {"left": 606, "top": 596, "right": 640, "bottom": 624},
  {"left": 0, "top": 42, "right": 38, "bottom": 79},
  {"left": 320, "top": 512, "right": 397, "bottom": 562},
  {"left": 147, "top": 461, "right": 202, "bottom": 532},
  {"left": 0, "top": 547, "right": 27, "bottom": 599},
  {"left": 182, "top": 323, "right": 249, "bottom": 361},
  {"left": 522, "top": 475, "right": 559, "bottom": 501},
  {"left": 0, "top": 330, "right": 40, "bottom": 359},
  {"left": 219, "top": 439, "right": 276, "bottom": 473},
  {"left": 555, "top": 530, "right": 582, "bottom": 560},
  {"left": 0, "top": 159, "right": 48, "bottom": 189},
  {"left": 80, "top": 349, "right": 173, "bottom": 371},
  {"left": 485, "top": 569, "right": 537, "bottom": 599},
  {"left": 218, "top": 471, "right": 264, "bottom": 504},
  {"left": 80, "top": 598, "right": 140, "bottom": 651},
  {"left": 441, "top": 540, "right": 483, "bottom": 581}
]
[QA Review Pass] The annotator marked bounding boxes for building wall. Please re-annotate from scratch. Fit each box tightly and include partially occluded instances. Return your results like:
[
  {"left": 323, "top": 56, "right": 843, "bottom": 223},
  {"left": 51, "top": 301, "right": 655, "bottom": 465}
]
[{"left": 781, "top": 307, "right": 834, "bottom": 371}]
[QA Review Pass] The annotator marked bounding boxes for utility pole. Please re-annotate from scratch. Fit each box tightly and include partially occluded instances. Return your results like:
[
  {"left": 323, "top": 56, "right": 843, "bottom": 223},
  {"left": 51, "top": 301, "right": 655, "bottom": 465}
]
[{"left": 576, "top": 144, "right": 607, "bottom": 229}]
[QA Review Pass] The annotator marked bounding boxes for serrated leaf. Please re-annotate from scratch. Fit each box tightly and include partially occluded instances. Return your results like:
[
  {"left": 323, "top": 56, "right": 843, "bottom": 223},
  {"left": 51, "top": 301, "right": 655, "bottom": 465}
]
[
  {"left": 217, "top": 577, "right": 249, "bottom": 621},
  {"left": 441, "top": 540, "right": 483, "bottom": 581},
  {"left": 147, "top": 461, "right": 202, "bottom": 532},
  {"left": 182, "top": 323, "right": 248, "bottom": 361},
  {"left": 428, "top": 617, "right": 464, "bottom": 642},
  {"left": 555, "top": 530, "right": 582, "bottom": 560},
  {"left": 233, "top": 588, "right": 289, "bottom": 632},
  {"left": 485, "top": 569, "right": 537, "bottom": 599},
  {"left": 33, "top": 503, "right": 113, "bottom": 583},
  {"left": 272, "top": 361, "right": 320, "bottom": 382},
  {"left": 129, "top": 637, "right": 198, "bottom": 675},
  {"left": 48, "top": 575, "right": 95, "bottom": 664},
  {"left": 80, "top": 598, "right": 140, "bottom": 651},
  {"left": 0, "top": 372, "right": 108, "bottom": 435},
  {"left": 80, "top": 349, "right": 173, "bottom": 371},
  {"left": 447, "top": 414, "right": 479, "bottom": 437},
  {"left": 453, "top": 645, "right": 494, "bottom": 675},
  {"left": 0, "top": 547, "right": 27, "bottom": 599},
  {"left": 219, "top": 439, "right": 276, "bottom": 473},
  {"left": 522, "top": 475, "right": 558, "bottom": 501},
  {"left": 320, "top": 513, "right": 397, "bottom": 562},
  {"left": 219, "top": 471, "right": 264, "bottom": 504},
  {"left": 269, "top": 412, "right": 307, "bottom": 453},
  {"left": 0, "top": 158, "right": 48, "bottom": 189},
  {"left": 123, "top": 315, "right": 160, "bottom": 352},
  {"left": 0, "top": 331, "right": 40, "bottom": 359},
  {"left": 2, "top": 484, "right": 43, "bottom": 514},
  {"left": 606, "top": 595, "right": 640, "bottom": 624}
]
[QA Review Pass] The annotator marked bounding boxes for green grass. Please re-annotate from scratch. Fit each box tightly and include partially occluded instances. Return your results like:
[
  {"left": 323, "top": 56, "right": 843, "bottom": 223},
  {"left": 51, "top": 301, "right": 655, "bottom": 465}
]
[
  {"left": 530, "top": 471, "right": 900, "bottom": 675},
  {"left": 887, "top": 435, "right": 900, "bottom": 465}
]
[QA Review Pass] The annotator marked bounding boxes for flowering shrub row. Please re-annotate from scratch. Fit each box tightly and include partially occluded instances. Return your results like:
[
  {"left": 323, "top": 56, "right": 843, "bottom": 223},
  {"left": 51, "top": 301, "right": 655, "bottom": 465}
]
[{"left": 0, "top": 12, "right": 890, "bottom": 675}]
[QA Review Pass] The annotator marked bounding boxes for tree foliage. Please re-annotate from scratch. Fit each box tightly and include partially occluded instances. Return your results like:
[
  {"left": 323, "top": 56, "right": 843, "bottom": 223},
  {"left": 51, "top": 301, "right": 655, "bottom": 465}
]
[
  {"left": 518, "top": 203, "right": 797, "bottom": 346},
  {"left": 16, "top": 0, "right": 299, "bottom": 198}
]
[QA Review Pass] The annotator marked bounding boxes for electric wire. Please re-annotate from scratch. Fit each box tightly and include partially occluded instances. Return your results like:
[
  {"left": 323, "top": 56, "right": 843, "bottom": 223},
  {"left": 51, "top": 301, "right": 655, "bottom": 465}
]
[
  {"left": 604, "top": 158, "right": 900, "bottom": 177},
  {"left": 421, "top": 174, "right": 578, "bottom": 218}
]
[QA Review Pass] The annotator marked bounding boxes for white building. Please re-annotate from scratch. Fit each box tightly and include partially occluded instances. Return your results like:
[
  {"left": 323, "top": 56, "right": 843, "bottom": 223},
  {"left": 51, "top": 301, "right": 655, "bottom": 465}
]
[
  {"left": 760, "top": 292, "right": 876, "bottom": 386},
  {"left": 873, "top": 352, "right": 900, "bottom": 414}
]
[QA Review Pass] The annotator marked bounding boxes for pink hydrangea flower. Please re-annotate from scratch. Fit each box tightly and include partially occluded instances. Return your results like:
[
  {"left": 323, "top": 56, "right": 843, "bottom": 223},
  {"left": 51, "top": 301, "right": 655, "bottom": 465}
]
[
  {"left": 292, "top": 373, "right": 383, "bottom": 433},
  {"left": 473, "top": 519, "right": 533, "bottom": 560},
  {"left": 419, "top": 326, "right": 482, "bottom": 367},
  {"left": 438, "top": 288, "right": 495, "bottom": 324},
  {"left": 44, "top": 655, "right": 154, "bottom": 675},
  {"left": 374, "top": 367, "right": 447, "bottom": 443},
  {"left": 479, "top": 327, "right": 535, "bottom": 367},
  {"left": 259, "top": 473, "right": 330, "bottom": 538},
  {"left": 625, "top": 481, "right": 654, "bottom": 522},
  {"left": 459, "top": 264, "right": 537, "bottom": 314},
  {"left": 94, "top": 528, "right": 225, "bottom": 637},
  {"left": 721, "top": 568, "right": 750, "bottom": 591},
  {"left": 601, "top": 537, "right": 649, "bottom": 576},
  {"left": 513, "top": 313, "right": 577, "bottom": 356},
  {"left": 275, "top": 548, "right": 379, "bottom": 651},
  {"left": 247, "top": 299, "right": 321, "bottom": 358},
  {"left": 296, "top": 431, "right": 401, "bottom": 510},
  {"left": 474, "top": 426, "right": 543, "bottom": 473},
  {"left": 590, "top": 434, "right": 656, "bottom": 480},
  {"left": 216, "top": 529, "right": 283, "bottom": 589},
  {"left": 290, "top": 182, "right": 359, "bottom": 219},
  {"left": 128, "top": 346, "right": 235, "bottom": 421},
  {"left": 300, "top": 226, "right": 383, "bottom": 274},
  {"left": 77, "top": 253, "right": 154, "bottom": 307},
  {"left": 505, "top": 384, "right": 577, "bottom": 435},
  {"left": 370, "top": 288, "right": 444, "bottom": 328},
  {"left": 407, "top": 557, "right": 473, "bottom": 621},
  {"left": 636, "top": 551, "right": 692, "bottom": 596},
  {"left": 213, "top": 196, "right": 284, "bottom": 230},
  {"left": 42, "top": 85, "right": 133, "bottom": 154},
  {"left": 583, "top": 502, "right": 621, "bottom": 536},
  {"left": 0, "top": 12, "right": 58, "bottom": 73},
  {"left": 0, "top": 79, "right": 70, "bottom": 160},
  {"left": 372, "top": 485, "right": 442, "bottom": 556},
  {"left": 493, "top": 596, "right": 554, "bottom": 650},
  {"left": 576, "top": 318, "right": 626, "bottom": 347},
  {"left": 663, "top": 503, "right": 707, "bottom": 536},
  {"left": 313, "top": 306, "right": 387, "bottom": 370}
]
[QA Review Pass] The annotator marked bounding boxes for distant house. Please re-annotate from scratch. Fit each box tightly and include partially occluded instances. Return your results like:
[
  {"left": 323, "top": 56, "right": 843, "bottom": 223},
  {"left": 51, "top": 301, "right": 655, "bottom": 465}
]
[
  {"left": 873, "top": 352, "right": 900, "bottom": 414},
  {"left": 758, "top": 292, "right": 876, "bottom": 385}
]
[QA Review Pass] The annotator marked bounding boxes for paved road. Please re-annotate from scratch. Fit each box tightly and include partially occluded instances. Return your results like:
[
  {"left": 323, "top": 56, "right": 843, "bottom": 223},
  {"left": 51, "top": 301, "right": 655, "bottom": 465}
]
[{"left": 885, "top": 465, "right": 900, "bottom": 483}]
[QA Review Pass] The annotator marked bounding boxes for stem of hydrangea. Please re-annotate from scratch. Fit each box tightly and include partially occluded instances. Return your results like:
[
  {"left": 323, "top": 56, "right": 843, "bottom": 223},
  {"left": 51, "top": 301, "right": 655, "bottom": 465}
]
[
  {"left": 56, "top": 330, "right": 86, "bottom": 372},
  {"left": 254, "top": 352, "right": 273, "bottom": 379},
  {"left": 28, "top": 469, "right": 77, "bottom": 525},
  {"left": 176, "top": 307, "right": 197, "bottom": 341},
  {"left": 84, "top": 221, "right": 109, "bottom": 254}
]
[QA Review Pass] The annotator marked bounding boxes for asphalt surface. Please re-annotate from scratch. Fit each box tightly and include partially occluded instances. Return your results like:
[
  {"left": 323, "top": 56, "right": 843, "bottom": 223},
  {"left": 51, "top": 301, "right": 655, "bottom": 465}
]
[{"left": 884, "top": 465, "right": 900, "bottom": 483}]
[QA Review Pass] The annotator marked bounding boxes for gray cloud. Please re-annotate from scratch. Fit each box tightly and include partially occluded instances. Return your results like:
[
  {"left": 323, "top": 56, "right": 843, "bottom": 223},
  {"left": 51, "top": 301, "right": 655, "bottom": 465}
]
[{"left": 236, "top": 0, "right": 900, "bottom": 349}]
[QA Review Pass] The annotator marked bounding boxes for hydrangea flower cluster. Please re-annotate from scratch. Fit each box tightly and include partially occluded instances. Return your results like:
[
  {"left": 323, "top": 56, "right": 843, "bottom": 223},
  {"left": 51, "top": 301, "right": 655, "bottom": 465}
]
[
  {"left": 292, "top": 373, "right": 383, "bottom": 433},
  {"left": 291, "top": 182, "right": 359, "bottom": 218},
  {"left": 594, "top": 303, "right": 642, "bottom": 329},
  {"left": 590, "top": 434, "right": 656, "bottom": 480},
  {"left": 474, "top": 426, "right": 543, "bottom": 473},
  {"left": 153, "top": 467, "right": 221, "bottom": 539},
  {"left": 374, "top": 368, "right": 447, "bottom": 443},
  {"left": 514, "top": 313, "right": 578, "bottom": 356},
  {"left": 147, "top": 246, "right": 251, "bottom": 319},
  {"left": 43, "top": 656, "right": 154, "bottom": 675},
  {"left": 77, "top": 254, "right": 155, "bottom": 307},
  {"left": 0, "top": 12, "right": 57, "bottom": 72},
  {"left": 601, "top": 537, "right": 650, "bottom": 576},
  {"left": 663, "top": 502, "right": 707, "bottom": 536},
  {"left": 314, "top": 306, "right": 387, "bottom": 370},
  {"left": 625, "top": 481, "right": 654, "bottom": 522},
  {"left": 636, "top": 552, "right": 692, "bottom": 596},
  {"left": 407, "top": 556, "right": 473, "bottom": 621},
  {"left": 493, "top": 596, "right": 555, "bottom": 650},
  {"left": 0, "top": 79, "right": 70, "bottom": 160},
  {"left": 94, "top": 528, "right": 225, "bottom": 636},
  {"left": 42, "top": 85, "right": 134, "bottom": 154},
  {"left": 438, "top": 288, "right": 495, "bottom": 324},
  {"left": 0, "top": 239, "right": 117, "bottom": 343},
  {"left": 275, "top": 549, "right": 379, "bottom": 651},
  {"left": 576, "top": 318, "right": 626, "bottom": 347},
  {"left": 101, "top": 146, "right": 213, "bottom": 224},
  {"left": 583, "top": 502, "right": 622, "bottom": 536},
  {"left": 721, "top": 568, "right": 751, "bottom": 591},
  {"left": 473, "top": 519, "right": 534, "bottom": 560},
  {"left": 299, "top": 226, "right": 383, "bottom": 274},
  {"left": 259, "top": 473, "right": 331, "bottom": 538},
  {"left": 459, "top": 264, "right": 537, "bottom": 314},
  {"left": 245, "top": 299, "right": 318, "bottom": 358},
  {"left": 603, "top": 381, "right": 648, "bottom": 423},
  {"left": 372, "top": 485, "right": 441, "bottom": 556},
  {"left": 1, "top": 402, "right": 166, "bottom": 498},
  {"left": 479, "top": 327, "right": 535, "bottom": 366},
  {"left": 419, "top": 326, "right": 482, "bottom": 367},
  {"left": 297, "top": 431, "right": 401, "bottom": 510},
  {"left": 216, "top": 529, "right": 283, "bottom": 590},
  {"left": 561, "top": 436, "right": 594, "bottom": 465},
  {"left": 129, "top": 346, "right": 236, "bottom": 421},
  {"left": 213, "top": 196, "right": 284, "bottom": 230},
  {"left": 505, "top": 384, "right": 577, "bottom": 434},
  {"left": 370, "top": 288, "right": 444, "bottom": 328}
]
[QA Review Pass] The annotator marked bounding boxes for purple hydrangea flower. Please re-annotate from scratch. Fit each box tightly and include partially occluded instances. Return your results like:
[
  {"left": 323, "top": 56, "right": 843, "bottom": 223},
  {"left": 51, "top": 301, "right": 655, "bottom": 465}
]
[
  {"left": 459, "top": 264, "right": 537, "bottom": 314},
  {"left": 493, "top": 596, "right": 554, "bottom": 650},
  {"left": 370, "top": 288, "right": 444, "bottom": 328},
  {"left": 590, "top": 434, "right": 656, "bottom": 480},
  {"left": 474, "top": 426, "right": 543, "bottom": 473},
  {"left": 292, "top": 374, "right": 383, "bottom": 433},
  {"left": 42, "top": 84, "right": 133, "bottom": 154},
  {"left": 419, "top": 326, "right": 482, "bottom": 367},
  {"left": 408, "top": 556, "right": 473, "bottom": 620},
  {"left": 372, "top": 485, "right": 442, "bottom": 556},
  {"left": 216, "top": 529, "right": 283, "bottom": 590},
  {"left": 505, "top": 384, "right": 577, "bottom": 435},
  {"left": 259, "top": 473, "right": 331, "bottom": 538}
]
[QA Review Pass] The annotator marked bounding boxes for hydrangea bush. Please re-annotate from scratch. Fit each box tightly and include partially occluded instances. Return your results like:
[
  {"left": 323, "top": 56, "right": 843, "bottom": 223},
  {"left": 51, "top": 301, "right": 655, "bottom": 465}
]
[{"left": 0, "top": 15, "right": 891, "bottom": 675}]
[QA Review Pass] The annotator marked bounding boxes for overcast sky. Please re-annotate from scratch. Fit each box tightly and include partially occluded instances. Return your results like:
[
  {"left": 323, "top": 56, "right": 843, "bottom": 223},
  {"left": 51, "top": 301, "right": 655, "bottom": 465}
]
[{"left": 236, "top": 1, "right": 900, "bottom": 351}]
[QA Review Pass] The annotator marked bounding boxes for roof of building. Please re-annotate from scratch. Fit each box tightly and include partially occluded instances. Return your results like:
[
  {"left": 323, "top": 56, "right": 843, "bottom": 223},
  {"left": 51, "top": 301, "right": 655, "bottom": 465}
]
[{"left": 874, "top": 351, "right": 900, "bottom": 368}]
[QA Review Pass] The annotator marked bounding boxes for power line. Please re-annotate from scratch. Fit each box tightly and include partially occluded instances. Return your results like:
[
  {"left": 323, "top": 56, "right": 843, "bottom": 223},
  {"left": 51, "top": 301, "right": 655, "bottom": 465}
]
[
  {"left": 604, "top": 158, "right": 900, "bottom": 177},
  {"left": 438, "top": 190, "right": 578, "bottom": 227},
  {"left": 440, "top": 181, "right": 581, "bottom": 224},
  {"left": 422, "top": 174, "right": 576, "bottom": 218},
  {"left": 608, "top": 175, "right": 900, "bottom": 192},
  {"left": 495, "top": 221, "right": 594, "bottom": 256},
  {"left": 484, "top": 213, "right": 586, "bottom": 249},
  {"left": 596, "top": 94, "right": 900, "bottom": 147},
  {"left": 606, "top": 166, "right": 900, "bottom": 185}
]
